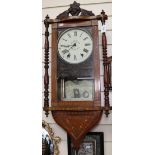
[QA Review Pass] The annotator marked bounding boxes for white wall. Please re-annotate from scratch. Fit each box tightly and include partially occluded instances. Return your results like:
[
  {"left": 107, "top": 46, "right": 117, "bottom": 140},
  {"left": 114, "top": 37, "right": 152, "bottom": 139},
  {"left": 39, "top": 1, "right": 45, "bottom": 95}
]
[{"left": 42, "top": 0, "right": 112, "bottom": 155}]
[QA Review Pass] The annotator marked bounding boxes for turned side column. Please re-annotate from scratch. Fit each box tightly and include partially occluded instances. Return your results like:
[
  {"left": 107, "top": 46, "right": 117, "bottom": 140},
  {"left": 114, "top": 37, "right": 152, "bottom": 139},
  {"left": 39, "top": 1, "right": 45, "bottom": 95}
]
[
  {"left": 101, "top": 10, "right": 112, "bottom": 117},
  {"left": 44, "top": 15, "right": 50, "bottom": 117}
]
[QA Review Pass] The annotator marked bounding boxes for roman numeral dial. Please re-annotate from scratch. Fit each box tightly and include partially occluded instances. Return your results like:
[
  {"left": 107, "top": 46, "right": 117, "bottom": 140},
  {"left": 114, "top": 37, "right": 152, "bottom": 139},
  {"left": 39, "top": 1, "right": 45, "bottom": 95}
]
[{"left": 58, "top": 28, "right": 93, "bottom": 64}]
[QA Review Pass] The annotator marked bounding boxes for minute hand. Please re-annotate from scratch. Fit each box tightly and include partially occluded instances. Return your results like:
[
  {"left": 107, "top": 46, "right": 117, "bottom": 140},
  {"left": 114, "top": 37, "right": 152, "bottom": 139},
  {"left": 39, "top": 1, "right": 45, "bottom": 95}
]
[{"left": 61, "top": 45, "right": 72, "bottom": 47}]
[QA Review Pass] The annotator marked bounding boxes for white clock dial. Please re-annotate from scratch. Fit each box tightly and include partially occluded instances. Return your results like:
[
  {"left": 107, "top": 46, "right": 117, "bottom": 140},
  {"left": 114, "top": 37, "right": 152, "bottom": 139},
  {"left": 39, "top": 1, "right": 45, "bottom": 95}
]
[{"left": 58, "top": 28, "right": 93, "bottom": 64}]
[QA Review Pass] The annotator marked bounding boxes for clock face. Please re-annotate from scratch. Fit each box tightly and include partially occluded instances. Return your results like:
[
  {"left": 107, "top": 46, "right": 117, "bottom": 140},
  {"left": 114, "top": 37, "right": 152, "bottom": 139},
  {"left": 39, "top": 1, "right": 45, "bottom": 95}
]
[{"left": 58, "top": 28, "right": 93, "bottom": 64}]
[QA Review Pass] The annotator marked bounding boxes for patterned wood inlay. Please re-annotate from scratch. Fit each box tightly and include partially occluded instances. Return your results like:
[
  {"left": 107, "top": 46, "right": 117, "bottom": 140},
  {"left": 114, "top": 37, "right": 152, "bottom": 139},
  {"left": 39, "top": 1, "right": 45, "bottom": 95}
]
[{"left": 52, "top": 109, "right": 103, "bottom": 150}]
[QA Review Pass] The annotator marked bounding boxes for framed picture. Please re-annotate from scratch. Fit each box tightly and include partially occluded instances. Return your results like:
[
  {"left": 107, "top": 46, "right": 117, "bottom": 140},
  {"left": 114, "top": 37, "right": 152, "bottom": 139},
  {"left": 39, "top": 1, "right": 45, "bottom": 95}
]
[{"left": 68, "top": 132, "right": 104, "bottom": 155}]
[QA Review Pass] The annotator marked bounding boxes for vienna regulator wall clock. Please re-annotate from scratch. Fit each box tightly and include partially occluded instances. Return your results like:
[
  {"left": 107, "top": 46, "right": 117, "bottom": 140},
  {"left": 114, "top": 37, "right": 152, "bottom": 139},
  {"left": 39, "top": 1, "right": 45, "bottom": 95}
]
[{"left": 43, "top": 1, "right": 112, "bottom": 150}]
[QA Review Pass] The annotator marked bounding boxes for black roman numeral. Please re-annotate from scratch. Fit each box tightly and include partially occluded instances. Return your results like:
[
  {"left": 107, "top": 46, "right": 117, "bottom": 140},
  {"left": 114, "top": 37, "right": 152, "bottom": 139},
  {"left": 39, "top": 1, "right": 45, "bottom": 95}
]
[
  {"left": 62, "top": 49, "right": 69, "bottom": 54},
  {"left": 85, "top": 43, "right": 91, "bottom": 46},
  {"left": 67, "top": 53, "right": 71, "bottom": 58},
  {"left": 74, "top": 55, "right": 77, "bottom": 60},
  {"left": 62, "top": 38, "right": 67, "bottom": 41},
  {"left": 81, "top": 53, "right": 84, "bottom": 57},
  {"left": 83, "top": 37, "right": 88, "bottom": 40},
  {"left": 67, "top": 33, "right": 71, "bottom": 38},
  {"left": 83, "top": 48, "right": 88, "bottom": 53},
  {"left": 74, "top": 31, "right": 77, "bottom": 36}
]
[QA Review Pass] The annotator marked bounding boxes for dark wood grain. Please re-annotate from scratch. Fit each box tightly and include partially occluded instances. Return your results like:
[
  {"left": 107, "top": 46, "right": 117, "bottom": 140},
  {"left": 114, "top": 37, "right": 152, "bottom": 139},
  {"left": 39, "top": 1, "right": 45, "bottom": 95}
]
[
  {"left": 107, "top": 56, "right": 112, "bottom": 91},
  {"left": 49, "top": 15, "right": 105, "bottom": 24},
  {"left": 57, "top": 21, "right": 93, "bottom": 28},
  {"left": 51, "top": 23, "right": 58, "bottom": 102},
  {"left": 43, "top": 15, "right": 50, "bottom": 117},
  {"left": 92, "top": 23, "right": 100, "bottom": 101},
  {"left": 100, "top": 10, "right": 112, "bottom": 117}
]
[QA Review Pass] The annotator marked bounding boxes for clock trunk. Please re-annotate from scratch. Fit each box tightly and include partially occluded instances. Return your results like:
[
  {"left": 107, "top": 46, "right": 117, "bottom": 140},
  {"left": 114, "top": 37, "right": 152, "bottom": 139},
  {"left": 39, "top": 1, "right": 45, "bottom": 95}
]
[{"left": 51, "top": 20, "right": 101, "bottom": 106}]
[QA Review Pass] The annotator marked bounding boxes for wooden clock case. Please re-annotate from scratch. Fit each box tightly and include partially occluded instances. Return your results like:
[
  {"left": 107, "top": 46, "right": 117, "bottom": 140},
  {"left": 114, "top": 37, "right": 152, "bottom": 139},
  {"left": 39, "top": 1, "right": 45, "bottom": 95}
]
[{"left": 43, "top": 1, "right": 112, "bottom": 150}]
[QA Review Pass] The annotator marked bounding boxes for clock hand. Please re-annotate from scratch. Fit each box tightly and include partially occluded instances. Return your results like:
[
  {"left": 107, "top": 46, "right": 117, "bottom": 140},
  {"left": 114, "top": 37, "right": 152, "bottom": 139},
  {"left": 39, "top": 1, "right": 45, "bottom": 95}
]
[
  {"left": 68, "top": 43, "right": 76, "bottom": 51},
  {"left": 61, "top": 44, "right": 76, "bottom": 48},
  {"left": 60, "top": 45, "right": 71, "bottom": 48}
]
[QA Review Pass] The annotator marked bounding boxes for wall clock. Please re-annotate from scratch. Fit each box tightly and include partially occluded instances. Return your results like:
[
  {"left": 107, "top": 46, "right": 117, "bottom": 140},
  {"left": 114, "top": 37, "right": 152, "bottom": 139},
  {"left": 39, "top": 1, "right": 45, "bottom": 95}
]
[{"left": 43, "top": 1, "right": 112, "bottom": 150}]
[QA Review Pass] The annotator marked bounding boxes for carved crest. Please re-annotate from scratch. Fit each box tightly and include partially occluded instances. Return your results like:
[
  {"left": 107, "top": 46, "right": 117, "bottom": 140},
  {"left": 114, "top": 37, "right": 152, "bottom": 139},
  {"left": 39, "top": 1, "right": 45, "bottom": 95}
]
[{"left": 56, "top": 1, "right": 95, "bottom": 19}]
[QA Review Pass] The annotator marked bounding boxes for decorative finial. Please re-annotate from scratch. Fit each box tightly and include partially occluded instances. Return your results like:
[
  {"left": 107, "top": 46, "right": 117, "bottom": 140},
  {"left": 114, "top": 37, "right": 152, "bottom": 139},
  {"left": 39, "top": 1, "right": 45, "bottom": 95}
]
[
  {"left": 101, "top": 10, "right": 105, "bottom": 15},
  {"left": 45, "top": 14, "right": 49, "bottom": 19},
  {"left": 71, "top": 1, "right": 80, "bottom": 7},
  {"left": 68, "top": 1, "right": 81, "bottom": 16},
  {"left": 100, "top": 10, "right": 108, "bottom": 24},
  {"left": 56, "top": 1, "right": 95, "bottom": 19},
  {"left": 44, "top": 15, "right": 50, "bottom": 26}
]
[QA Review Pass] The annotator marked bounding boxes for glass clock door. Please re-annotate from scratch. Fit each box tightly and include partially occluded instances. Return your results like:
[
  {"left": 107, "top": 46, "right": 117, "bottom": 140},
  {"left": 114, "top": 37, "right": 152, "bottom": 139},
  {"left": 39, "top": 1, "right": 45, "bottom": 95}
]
[
  {"left": 60, "top": 78, "right": 94, "bottom": 101},
  {"left": 57, "top": 27, "right": 94, "bottom": 102}
]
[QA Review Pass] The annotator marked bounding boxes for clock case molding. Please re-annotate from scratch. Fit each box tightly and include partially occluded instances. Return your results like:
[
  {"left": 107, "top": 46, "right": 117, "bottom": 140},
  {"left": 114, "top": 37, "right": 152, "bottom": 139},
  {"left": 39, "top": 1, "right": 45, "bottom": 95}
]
[{"left": 43, "top": 1, "right": 112, "bottom": 150}]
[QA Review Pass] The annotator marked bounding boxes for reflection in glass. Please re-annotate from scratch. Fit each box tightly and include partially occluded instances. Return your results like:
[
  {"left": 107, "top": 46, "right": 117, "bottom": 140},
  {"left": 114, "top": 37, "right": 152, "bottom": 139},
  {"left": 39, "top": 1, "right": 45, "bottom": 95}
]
[
  {"left": 58, "top": 78, "right": 94, "bottom": 101},
  {"left": 42, "top": 127, "right": 54, "bottom": 155},
  {"left": 42, "top": 120, "right": 61, "bottom": 155},
  {"left": 78, "top": 141, "right": 95, "bottom": 155}
]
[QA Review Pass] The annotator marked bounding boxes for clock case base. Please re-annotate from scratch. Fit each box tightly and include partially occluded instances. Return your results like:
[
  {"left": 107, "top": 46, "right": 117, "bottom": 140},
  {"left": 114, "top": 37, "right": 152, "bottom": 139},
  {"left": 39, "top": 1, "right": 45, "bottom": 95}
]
[{"left": 52, "top": 108, "right": 103, "bottom": 150}]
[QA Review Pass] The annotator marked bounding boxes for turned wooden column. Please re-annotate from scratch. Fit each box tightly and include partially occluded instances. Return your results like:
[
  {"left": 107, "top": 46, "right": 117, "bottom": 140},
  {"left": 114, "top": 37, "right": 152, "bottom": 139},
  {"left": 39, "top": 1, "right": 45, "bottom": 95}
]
[
  {"left": 44, "top": 15, "right": 50, "bottom": 117},
  {"left": 101, "top": 10, "right": 112, "bottom": 117}
]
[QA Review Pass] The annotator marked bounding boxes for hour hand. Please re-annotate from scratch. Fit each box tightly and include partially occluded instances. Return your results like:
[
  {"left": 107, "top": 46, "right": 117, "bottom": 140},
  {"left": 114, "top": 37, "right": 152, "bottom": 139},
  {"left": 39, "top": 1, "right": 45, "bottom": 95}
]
[{"left": 68, "top": 43, "right": 76, "bottom": 51}]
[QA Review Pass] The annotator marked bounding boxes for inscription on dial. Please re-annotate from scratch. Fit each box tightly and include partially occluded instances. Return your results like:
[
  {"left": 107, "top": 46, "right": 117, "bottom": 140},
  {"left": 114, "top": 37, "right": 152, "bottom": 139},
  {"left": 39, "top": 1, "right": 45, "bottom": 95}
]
[{"left": 58, "top": 28, "right": 93, "bottom": 64}]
